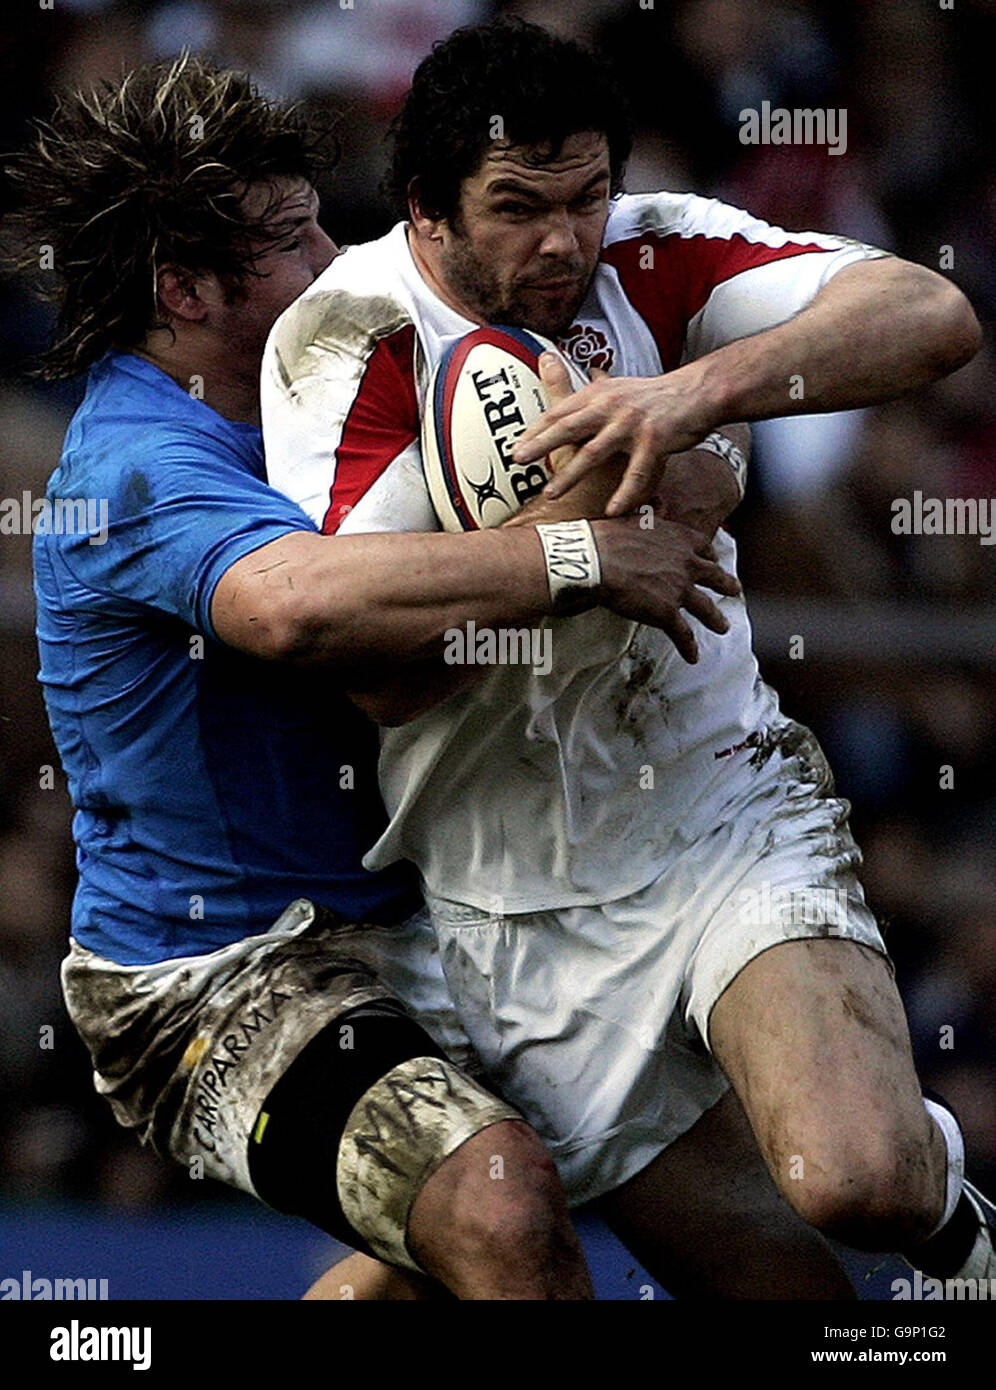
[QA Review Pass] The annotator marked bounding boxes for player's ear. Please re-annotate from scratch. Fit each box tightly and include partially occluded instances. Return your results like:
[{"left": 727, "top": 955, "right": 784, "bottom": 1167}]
[
  {"left": 154, "top": 264, "right": 212, "bottom": 323},
  {"left": 407, "top": 179, "right": 446, "bottom": 242}
]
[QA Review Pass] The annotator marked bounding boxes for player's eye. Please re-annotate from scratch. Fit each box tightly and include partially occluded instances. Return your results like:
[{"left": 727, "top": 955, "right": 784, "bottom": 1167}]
[
  {"left": 273, "top": 222, "right": 312, "bottom": 252},
  {"left": 495, "top": 201, "right": 534, "bottom": 217}
]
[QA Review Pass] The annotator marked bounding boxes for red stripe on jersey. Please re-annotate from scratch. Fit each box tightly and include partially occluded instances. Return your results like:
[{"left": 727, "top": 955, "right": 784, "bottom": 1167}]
[
  {"left": 601, "top": 232, "right": 828, "bottom": 371},
  {"left": 322, "top": 323, "right": 418, "bottom": 534}
]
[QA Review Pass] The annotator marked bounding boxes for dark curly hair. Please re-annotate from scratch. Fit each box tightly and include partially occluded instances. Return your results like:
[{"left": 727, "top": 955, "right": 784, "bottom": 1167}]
[
  {"left": 387, "top": 18, "right": 632, "bottom": 224},
  {"left": 3, "top": 53, "right": 329, "bottom": 379}
]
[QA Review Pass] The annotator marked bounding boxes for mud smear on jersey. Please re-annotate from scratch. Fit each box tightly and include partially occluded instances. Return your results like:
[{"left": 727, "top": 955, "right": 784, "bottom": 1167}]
[
  {"left": 122, "top": 468, "right": 153, "bottom": 519},
  {"left": 614, "top": 632, "right": 668, "bottom": 747},
  {"left": 272, "top": 289, "right": 411, "bottom": 391}
]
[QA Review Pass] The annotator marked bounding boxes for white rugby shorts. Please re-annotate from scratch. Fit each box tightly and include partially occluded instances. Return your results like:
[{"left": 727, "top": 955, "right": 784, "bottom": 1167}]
[{"left": 424, "top": 722, "right": 889, "bottom": 1204}]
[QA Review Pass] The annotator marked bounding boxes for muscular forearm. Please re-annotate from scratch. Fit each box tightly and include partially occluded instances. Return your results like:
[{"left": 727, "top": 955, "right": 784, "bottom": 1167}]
[
  {"left": 298, "top": 528, "right": 555, "bottom": 666},
  {"left": 213, "top": 526, "right": 556, "bottom": 668},
  {"left": 350, "top": 427, "right": 749, "bottom": 725},
  {"left": 517, "top": 257, "right": 981, "bottom": 516},
  {"left": 686, "top": 259, "right": 981, "bottom": 429}
]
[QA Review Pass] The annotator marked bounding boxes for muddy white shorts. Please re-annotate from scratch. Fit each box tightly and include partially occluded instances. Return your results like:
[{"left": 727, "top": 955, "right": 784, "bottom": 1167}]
[
  {"left": 424, "top": 723, "right": 890, "bottom": 1205},
  {"left": 60, "top": 900, "right": 521, "bottom": 1269}
]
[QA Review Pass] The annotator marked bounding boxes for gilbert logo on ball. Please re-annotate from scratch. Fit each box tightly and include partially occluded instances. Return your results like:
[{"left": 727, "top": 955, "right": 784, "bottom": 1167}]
[{"left": 421, "top": 325, "right": 588, "bottom": 532}]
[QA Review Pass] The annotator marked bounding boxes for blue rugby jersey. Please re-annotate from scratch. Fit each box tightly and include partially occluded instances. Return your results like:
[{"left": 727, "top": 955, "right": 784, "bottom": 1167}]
[{"left": 33, "top": 351, "right": 419, "bottom": 964}]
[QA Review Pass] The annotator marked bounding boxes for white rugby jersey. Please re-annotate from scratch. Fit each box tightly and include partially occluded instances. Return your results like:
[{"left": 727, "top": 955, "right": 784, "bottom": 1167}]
[{"left": 261, "top": 191, "right": 885, "bottom": 913}]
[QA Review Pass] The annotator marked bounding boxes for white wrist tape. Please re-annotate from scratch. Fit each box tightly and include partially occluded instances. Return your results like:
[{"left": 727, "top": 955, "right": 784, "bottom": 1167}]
[
  {"left": 697, "top": 432, "right": 748, "bottom": 500},
  {"left": 535, "top": 519, "right": 602, "bottom": 608}
]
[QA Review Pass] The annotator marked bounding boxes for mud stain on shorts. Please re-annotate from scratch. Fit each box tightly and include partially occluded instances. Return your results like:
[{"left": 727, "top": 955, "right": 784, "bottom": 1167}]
[{"left": 714, "top": 722, "right": 836, "bottom": 794}]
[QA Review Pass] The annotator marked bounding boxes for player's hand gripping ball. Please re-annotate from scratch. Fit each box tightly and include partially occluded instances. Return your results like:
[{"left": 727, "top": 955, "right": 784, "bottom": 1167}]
[{"left": 421, "top": 325, "right": 588, "bottom": 531}]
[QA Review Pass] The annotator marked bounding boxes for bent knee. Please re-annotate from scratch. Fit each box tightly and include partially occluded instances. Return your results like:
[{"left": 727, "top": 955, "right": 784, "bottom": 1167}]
[
  {"left": 420, "top": 1121, "right": 572, "bottom": 1258},
  {"left": 782, "top": 1149, "right": 939, "bottom": 1247},
  {"left": 444, "top": 1121, "right": 566, "bottom": 1226}
]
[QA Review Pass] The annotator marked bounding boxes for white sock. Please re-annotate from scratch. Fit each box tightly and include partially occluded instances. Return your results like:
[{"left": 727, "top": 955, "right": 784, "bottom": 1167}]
[
  {"left": 959, "top": 1188, "right": 995, "bottom": 1281},
  {"left": 924, "top": 1097, "right": 965, "bottom": 1237}
]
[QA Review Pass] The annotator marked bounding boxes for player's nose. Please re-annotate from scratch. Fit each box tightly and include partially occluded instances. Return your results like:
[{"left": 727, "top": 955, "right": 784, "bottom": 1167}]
[
  {"left": 538, "top": 211, "right": 580, "bottom": 258},
  {"left": 311, "top": 227, "right": 339, "bottom": 277}
]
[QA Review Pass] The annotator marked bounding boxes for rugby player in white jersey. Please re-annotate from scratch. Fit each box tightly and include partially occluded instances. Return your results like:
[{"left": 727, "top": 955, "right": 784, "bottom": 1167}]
[{"left": 263, "top": 20, "right": 993, "bottom": 1296}]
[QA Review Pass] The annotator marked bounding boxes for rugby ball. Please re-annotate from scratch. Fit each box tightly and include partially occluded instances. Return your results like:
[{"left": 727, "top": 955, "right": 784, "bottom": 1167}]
[{"left": 421, "top": 325, "right": 588, "bottom": 532}]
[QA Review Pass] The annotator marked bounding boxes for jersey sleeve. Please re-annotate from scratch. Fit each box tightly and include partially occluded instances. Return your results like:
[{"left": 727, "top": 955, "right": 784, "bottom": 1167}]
[
  {"left": 602, "top": 191, "right": 889, "bottom": 366},
  {"left": 49, "top": 430, "right": 316, "bottom": 639},
  {"left": 262, "top": 286, "right": 436, "bottom": 537}
]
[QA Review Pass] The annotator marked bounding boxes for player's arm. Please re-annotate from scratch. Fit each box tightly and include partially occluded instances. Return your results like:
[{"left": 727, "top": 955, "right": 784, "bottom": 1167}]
[
  {"left": 328, "top": 359, "right": 746, "bottom": 726},
  {"left": 344, "top": 482, "right": 745, "bottom": 728},
  {"left": 210, "top": 516, "right": 739, "bottom": 672},
  {"left": 515, "top": 255, "right": 981, "bottom": 515}
]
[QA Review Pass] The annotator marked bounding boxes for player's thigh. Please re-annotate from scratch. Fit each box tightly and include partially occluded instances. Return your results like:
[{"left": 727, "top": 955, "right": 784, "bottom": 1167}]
[
  {"left": 594, "top": 1088, "right": 855, "bottom": 1299},
  {"left": 708, "top": 937, "right": 930, "bottom": 1178}
]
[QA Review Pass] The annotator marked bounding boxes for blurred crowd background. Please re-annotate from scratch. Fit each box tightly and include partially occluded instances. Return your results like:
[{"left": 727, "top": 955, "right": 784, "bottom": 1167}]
[{"left": 0, "top": 0, "right": 993, "bottom": 1226}]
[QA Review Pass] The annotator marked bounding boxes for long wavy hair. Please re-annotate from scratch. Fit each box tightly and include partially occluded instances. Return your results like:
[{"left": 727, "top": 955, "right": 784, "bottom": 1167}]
[{"left": 4, "top": 53, "right": 329, "bottom": 379}]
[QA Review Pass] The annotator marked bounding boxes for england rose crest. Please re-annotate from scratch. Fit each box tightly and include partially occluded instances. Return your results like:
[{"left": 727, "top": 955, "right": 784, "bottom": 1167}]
[{"left": 558, "top": 323, "right": 615, "bottom": 373}]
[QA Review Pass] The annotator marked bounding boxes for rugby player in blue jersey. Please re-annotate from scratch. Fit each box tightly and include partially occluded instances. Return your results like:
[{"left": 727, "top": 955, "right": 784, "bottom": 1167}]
[
  {"left": 17, "top": 56, "right": 591, "bottom": 1300},
  {"left": 14, "top": 56, "right": 869, "bottom": 1300}
]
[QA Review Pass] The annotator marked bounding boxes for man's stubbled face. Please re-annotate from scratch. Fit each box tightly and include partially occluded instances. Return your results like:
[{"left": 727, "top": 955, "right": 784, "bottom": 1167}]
[{"left": 436, "top": 131, "right": 611, "bottom": 338}]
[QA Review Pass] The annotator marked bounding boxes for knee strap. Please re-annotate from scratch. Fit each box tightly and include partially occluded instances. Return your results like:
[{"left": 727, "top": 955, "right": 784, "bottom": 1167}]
[{"left": 247, "top": 1002, "right": 518, "bottom": 1271}]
